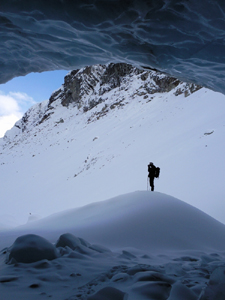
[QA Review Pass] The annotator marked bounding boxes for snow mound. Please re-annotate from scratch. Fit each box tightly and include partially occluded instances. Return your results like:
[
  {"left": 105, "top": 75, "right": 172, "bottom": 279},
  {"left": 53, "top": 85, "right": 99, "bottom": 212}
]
[
  {"left": 55, "top": 233, "right": 83, "bottom": 250},
  {"left": 16, "top": 191, "right": 225, "bottom": 253},
  {"left": 6, "top": 234, "right": 58, "bottom": 264},
  {"left": 87, "top": 287, "right": 128, "bottom": 300},
  {"left": 55, "top": 232, "right": 110, "bottom": 255},
  {"left": 168, "top": 282, "right": 197, "bottom": 300},
  {"left": 2, "top": 193, "right": 225, "bottom": 299},
  {"left": 200, "top": 267, "right": 225, "bottom": 300}
]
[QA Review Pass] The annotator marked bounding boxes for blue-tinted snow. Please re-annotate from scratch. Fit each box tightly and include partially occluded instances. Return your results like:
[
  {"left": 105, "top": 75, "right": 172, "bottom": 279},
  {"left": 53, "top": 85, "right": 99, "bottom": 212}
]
[
  {"left": 0, "top": 0, "right": 225, "bottom": 93},
  {"left": 1, "top": 191, "right": 225, "bottom": 299}
]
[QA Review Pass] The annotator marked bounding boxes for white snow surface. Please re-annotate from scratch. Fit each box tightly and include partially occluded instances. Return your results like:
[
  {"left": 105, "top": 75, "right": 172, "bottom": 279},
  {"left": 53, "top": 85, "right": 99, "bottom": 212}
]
[
  {"left": 0, "top": 72, "right": 225, "bottom": 225},
  {"left": 1, "top": 191, "right": 225, "bottom": 300},
  {"left": 8, "top": 191, "right": 225, "bottom": 253}
]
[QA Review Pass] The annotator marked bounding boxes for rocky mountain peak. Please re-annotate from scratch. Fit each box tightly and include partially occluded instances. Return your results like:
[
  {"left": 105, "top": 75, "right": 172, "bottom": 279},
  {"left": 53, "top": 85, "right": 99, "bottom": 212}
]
[
  {"left": 2, "top": 63, "right": 201, "bottom": 146},
  {"left": 49, "top": 63, "right": 201, "bottom": 109}
]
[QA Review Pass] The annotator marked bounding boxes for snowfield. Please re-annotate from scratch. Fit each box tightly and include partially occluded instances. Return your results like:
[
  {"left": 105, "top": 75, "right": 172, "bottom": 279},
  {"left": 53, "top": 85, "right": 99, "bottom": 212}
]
[
  {"left": 0, "top": 73, "right": 225, "bottom": 225},
  {"left": 1, "top": 65, "right": 225, "bottom": 299},
  {"left": 8, "top": 191, "right": 225, "bottom": 253}
]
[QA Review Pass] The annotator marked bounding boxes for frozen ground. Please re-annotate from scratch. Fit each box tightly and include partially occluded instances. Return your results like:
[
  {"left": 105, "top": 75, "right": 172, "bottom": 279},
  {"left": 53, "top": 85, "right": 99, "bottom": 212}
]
[{"left": 1, "top": 191, "right": 225, "bottom": 300}]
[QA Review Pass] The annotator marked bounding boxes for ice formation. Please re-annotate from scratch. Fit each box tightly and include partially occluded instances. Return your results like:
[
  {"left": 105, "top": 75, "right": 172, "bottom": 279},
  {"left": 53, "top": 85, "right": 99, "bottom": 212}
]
[
  {"left": 1, "top": 192, "right": 225, "bottom": 299},
  {"left": 6, "top": 234, "right": 58, "bottom": 264},
  {"left": 1, "top": 0, "right": 225, "bottom": 93}
]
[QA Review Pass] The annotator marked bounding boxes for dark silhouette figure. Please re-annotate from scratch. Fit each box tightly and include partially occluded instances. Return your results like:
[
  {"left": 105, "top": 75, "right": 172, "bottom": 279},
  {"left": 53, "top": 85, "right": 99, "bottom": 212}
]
[{"left": 148, "top": 162, "right": 156, "bottom": 191}]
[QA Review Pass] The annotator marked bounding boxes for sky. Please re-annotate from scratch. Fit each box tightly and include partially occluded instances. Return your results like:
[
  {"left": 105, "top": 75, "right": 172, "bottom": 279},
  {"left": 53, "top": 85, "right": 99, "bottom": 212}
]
[{"left": 0, "top": 70, "right": 68, "bottom": 138}]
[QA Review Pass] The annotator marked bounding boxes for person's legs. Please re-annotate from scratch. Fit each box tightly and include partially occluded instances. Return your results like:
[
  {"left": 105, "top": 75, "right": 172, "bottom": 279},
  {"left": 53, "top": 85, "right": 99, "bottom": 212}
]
[{"left": 150, "top": 177, "right": 154, "bottom": 191}]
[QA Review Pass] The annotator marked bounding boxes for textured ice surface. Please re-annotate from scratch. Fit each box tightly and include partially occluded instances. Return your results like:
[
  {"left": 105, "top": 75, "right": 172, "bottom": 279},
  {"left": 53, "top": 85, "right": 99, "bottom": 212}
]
[
  {"left": 199, "top": 267, "right": 225, "bottom": 300},
  {"left": 1, "top": 0, "right": 225, "bottom": 93},
  {"left": 2, "top": 192, "right": 225, "bottom": 299},
  {"left": 6, "top": 234, "right": 58, "bottom": 264},
  {"left": 87, "top": 287, "right": 128, "bottom": 300}
]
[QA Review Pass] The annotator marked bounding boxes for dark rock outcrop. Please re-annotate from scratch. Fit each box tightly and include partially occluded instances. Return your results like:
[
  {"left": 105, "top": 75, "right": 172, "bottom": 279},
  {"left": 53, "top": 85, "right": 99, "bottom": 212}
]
[
  {"left": 2, "top": 63, "right": 201, "bottom": 144},
  {"left": 49, "top": 63, "right": 201, "bottom": 110}
]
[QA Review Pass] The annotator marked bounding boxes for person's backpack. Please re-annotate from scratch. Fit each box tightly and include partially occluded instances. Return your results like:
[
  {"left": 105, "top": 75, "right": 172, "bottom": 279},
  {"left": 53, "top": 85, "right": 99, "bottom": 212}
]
[{"left": 155, "top": 167, "right": 160, "bottom": 178}]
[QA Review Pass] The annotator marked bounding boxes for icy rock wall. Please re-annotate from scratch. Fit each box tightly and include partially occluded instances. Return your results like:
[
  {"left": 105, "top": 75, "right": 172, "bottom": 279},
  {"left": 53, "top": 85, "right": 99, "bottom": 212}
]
[{"left": 0, "top": 0, "right": 225, "bottom": 93}]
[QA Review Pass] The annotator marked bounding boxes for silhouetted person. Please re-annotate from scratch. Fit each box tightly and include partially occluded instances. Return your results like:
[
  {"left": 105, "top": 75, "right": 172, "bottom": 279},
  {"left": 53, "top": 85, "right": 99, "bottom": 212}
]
[{"left": 148, "top": 162, "right": 156, "bottom": 191}]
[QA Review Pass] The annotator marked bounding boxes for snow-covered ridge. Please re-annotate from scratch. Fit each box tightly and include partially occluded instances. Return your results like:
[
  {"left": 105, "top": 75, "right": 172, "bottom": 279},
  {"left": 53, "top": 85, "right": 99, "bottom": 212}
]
[{"left": 2, "top": 63, "right": 201, "bottom": 147}]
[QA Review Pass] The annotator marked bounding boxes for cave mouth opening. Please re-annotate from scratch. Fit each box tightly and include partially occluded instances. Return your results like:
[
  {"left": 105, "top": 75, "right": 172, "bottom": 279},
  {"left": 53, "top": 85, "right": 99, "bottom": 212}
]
[{"left": 1, "top": 0, "right": 225, "bottom": 94}]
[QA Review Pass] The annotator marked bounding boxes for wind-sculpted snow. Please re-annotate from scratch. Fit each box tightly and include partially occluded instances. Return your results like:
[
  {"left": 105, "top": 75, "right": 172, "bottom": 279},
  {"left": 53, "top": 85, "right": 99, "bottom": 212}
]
[
  {"left": 6, "top": 234, "right": 58, "bottom": 264},
  {"left": 1, "top": 0, "right": 225, "bottom": 93},
  {"left": 11, "top": 191, "right": 225, "bottom": 252},
  {"left": 1, "top": 192, "right": 225, "bottom": 299}
]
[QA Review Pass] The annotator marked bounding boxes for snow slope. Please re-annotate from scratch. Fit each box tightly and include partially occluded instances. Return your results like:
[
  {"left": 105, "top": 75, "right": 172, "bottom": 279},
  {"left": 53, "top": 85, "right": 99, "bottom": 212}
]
[
  {"left": 1, "top": 191, "right": 225, "bottom": 300},
  {"left": 6, "top": 191, "right": 225, "bottom": 252},
  {"left": 0, "top": 65, "right": 225, "bottom": 226}
]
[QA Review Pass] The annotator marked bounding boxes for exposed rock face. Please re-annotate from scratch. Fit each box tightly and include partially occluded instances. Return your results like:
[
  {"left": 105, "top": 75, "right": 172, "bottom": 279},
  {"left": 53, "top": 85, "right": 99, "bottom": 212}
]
[
  {"left": 50, "top": 63, "right": 200, "bottom": 110},
  {"left": 15, "top": 100, "right": 50, "bottom": 133},
  {"left": 2, "top": 63, "right": 201, "bottom": 143}
]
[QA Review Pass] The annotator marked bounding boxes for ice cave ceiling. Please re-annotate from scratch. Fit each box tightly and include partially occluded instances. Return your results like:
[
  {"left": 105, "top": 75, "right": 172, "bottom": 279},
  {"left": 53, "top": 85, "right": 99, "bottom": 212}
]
[{"left": 1, "top": 0, "right": 225, "bottom": 93}]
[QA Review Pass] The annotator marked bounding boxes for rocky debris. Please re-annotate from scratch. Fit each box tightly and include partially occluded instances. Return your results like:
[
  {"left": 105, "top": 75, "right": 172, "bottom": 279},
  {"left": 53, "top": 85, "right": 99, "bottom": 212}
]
[{"left": 175, "top": 83, "right": 202, "bottom": 97}]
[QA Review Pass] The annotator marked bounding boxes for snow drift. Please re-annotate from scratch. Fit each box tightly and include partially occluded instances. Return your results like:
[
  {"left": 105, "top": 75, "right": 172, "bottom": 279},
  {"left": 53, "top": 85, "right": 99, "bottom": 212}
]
[
  {"left": 6, "top": 234, "right": 58, "bottom": 264},
  {"left": 1, "top": 191, "right": 225, "bottom": 300},
  {"left": 6, "top": 191, "right": 225, "bottom": 253}
]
